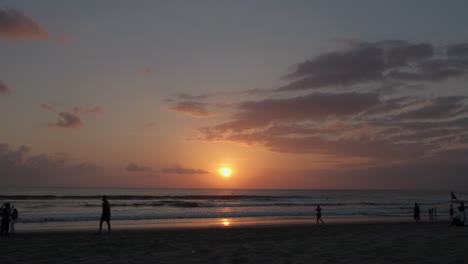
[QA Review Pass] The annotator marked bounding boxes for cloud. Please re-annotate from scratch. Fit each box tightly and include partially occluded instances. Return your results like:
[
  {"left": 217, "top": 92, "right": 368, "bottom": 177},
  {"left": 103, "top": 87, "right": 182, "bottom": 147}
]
[
  {"left": 162, "top": 165, "right": 209, "bottom": 174},
  {"left": 0, "top": 80, "right": 11, "bottom": 94},
  {"left": 201, "top": 92, "right": 380, "bottom": 133},
  {"left": 167, "top": 101, "right": 216, "bottom": 118},
  {"left": 126, "top": 163, "right": 150, "bottom": 172},
  {"left": 73, "top": 106, "right": 106, "bottom": 115},
  {"left": 0, "top": 143, "right": 104, "bottom": 186},
  {"left": 40, "top": 103, "right": 55, "bottom": 112},
  {"left": 278, "top": 40, "right": 468, "bottom": 92},
  {"left": 0, "top": 7, "right": 48, "bottom": 41},
  {"left": 447, "top": 43, "right": 468, "bottom": 57},
  {"left": 138, "top": 67, "right": 153, "bottom": 76},
  {"left": 47, "top": 112, "right": 83, "bottom": 128}
]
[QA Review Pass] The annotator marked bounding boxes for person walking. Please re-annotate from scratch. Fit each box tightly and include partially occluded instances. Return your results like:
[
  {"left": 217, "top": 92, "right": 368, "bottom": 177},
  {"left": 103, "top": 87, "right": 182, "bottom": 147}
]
[
  {"left": 315, "top": 205, "right": 324, "bottom": 224},
  {"left": 98, "top": 196, "right": 111, "bottom": 234}
]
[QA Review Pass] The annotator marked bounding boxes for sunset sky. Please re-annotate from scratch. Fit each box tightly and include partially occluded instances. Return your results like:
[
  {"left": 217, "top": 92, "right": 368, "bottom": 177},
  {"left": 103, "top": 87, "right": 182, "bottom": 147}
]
[{"left": 1, "top": 0, "right": 468, "bottom": 189}]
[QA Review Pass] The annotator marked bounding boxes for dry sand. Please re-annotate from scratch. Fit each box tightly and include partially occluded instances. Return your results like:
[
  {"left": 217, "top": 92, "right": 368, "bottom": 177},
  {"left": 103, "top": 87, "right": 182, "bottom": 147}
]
[{"left": 0, "top": 222, "right": 467, "bottom": 264}]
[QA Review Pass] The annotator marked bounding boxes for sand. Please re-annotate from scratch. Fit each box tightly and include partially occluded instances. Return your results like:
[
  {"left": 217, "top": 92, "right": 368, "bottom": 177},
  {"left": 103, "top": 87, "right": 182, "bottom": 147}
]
[{"left": 0, "top": 222, "right": 467, "bottom": 264}]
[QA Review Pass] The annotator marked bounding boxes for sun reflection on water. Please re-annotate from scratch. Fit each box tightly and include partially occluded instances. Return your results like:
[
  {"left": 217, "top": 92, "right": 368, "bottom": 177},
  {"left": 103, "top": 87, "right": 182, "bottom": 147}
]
[{"left": 222, "top": 218, "right": 230, "bottom": 226}]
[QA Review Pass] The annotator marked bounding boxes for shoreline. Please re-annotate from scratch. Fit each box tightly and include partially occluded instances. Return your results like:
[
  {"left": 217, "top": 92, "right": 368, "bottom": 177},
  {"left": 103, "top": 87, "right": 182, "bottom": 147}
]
[{"left": 13, "top": 215, "right": 450, "bottom": 233}]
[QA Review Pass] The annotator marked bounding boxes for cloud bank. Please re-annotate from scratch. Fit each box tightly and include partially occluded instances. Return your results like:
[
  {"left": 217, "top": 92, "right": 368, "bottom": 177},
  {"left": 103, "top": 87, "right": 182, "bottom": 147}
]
[{"left": 0, "top": 7, "right": 48, "bottom": 41}]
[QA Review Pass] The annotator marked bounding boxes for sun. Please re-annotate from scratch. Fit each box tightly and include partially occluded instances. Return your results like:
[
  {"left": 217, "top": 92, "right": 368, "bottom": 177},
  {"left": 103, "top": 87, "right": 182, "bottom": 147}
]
[{"left": 219, "top": 167, "right": 232, "bottom": 178}]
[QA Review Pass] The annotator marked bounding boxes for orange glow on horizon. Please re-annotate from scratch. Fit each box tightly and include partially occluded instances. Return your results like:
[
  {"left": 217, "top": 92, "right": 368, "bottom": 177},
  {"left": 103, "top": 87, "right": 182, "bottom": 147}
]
[{"left": 222, "top": 218, "right": 230, "bottom": 226}]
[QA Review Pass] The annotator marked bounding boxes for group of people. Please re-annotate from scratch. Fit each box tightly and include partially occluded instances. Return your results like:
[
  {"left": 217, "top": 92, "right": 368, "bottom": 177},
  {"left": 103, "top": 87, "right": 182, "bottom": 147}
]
[
  {"left": 0, "top": 203, "right": 19, "bottom": 237},
  {"left": 413, "top": 202, "right": 466, "bottom": 226}
]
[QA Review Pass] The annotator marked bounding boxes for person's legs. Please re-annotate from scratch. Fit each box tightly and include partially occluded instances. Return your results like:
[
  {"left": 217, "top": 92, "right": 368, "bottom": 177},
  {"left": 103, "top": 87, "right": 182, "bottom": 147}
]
[
  {"left": 99, "top": 219, "right": 103, "bottom": 233},
  {"left": 10, "top": 220, "right": 14, "bottom": 233},
  {"left": 106, "top": 220, "right": 111, "bottom": 233}
]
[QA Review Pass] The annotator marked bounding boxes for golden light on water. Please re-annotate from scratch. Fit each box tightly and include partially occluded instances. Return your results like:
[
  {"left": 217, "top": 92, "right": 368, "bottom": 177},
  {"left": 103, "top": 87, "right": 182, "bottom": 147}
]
[{"left": 222, "top": 218, "right": 230, "bottom": 226}]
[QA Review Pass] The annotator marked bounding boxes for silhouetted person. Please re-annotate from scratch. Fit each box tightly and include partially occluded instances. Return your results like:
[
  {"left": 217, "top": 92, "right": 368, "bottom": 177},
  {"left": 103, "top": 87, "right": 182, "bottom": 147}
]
[
  {"left": 451, "top": 203, "right": 465, "bottom": 227},
  {"left": 99, "top": 196, "right": 111, "bottom": 234},
  {"left": 460, "top": 203, "right": 465, "bottom": 225},
  {"left": 413, "top": 203, "right": 421, "bottom": 223},
  {"left": 428, "top": 208, "right": 433, "bottom": 221},
  {"left": 10, "top": 206, "right": 18, "bottom": 233},
  {"left": 450, "top": 204, "right": 454, "bottom": 221},
  {"left": 315, "top": 205, "right": 324, "bottom": 224},
  {"left": 0, "top": 203, "right": 11, "bottom": 236}
]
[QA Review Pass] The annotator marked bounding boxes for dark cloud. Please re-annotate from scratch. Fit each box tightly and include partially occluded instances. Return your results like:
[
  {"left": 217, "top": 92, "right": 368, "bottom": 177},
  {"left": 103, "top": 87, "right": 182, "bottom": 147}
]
[
  {"left": 279, "top": 40, "right": 468, "bottom": 92},
  {"left": 395, "top": 96, "right": 467, "bottom": 120},
  {"left": 0, "top": 143, "right": 104, "bottom": 186},
  {"left": 0, "top": 80, "right": 11, "bottom": 94},
  {"left": 0, "top": 7, "right": 48, "bottom": 40},
  {"left": 167, "top": 101, "right": 216, "bottom": 118},
  {"left": 126, "top": 163, "right": 150, "bottom": 172},
  {"left": 447, "top": 43, "right": 468, "bottom": 57},
  {"left": 201, "top": 92, "right": 380, "bottom": 133},
  {"left": 162, "top": 165, "right": 209, "bottom": 174},
  {"left": 279, "top": 46, "right": 385, "bottom": 91},
  {"left": 48, "top": 112, "right": 83, "bottom": 128}
]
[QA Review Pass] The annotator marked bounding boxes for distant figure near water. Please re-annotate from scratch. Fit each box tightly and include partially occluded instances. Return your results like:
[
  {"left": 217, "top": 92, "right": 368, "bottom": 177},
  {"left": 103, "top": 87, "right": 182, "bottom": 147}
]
[
  {"left": 413, "top": 203, "right": 421, "bottom": 223},
  {"left": 10, "top": 206, "right": 18, "bottom": 233},
  {"left": 315, "top": 205, "right": 324, "bottom": 224},
  {"left": 99, "top": 196, "right": 111, "bottom": 234}
]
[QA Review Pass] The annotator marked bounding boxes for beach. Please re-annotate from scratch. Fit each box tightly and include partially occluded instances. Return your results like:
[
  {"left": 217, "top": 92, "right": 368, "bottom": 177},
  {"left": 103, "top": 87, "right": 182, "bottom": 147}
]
[{"left": 1, "top": 222, "right": 466, "bottom": 264}]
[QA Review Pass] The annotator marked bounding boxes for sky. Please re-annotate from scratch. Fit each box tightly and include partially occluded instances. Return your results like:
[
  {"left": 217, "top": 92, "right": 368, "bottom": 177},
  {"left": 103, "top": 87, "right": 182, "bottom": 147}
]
[{"left": 1, "top": 0, "right": 468, "bottom": 189}]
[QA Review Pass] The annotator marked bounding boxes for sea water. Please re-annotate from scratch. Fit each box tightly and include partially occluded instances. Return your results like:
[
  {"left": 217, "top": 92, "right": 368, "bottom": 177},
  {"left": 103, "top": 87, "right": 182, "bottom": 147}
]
[{"left": 0, "top": 188, "right": 465, "bottom": 231}]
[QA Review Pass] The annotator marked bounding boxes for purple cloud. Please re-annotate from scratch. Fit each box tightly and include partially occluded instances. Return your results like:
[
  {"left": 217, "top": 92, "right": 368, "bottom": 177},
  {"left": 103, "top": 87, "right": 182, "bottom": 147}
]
[
  {"left": 279, "top": 40, "right": 468, "bottom": 92},
  {"left": 0, "top": 7, "right": 48, "bottom": 41},
  {"left": 162, "top": 165, "right": 209, "bottom": 174},
  {"left": 48, "top": 112, "right": 83, "bottom": 129},
  {"left": 0, "top": 80, "right": 11, "bottom": 94},
  {"left": 126, "top": 163, "right": 150, "bottom": 172},
  {"left": 167, "top": 101, "right": 216, "bottom": 118},
  {"left": 0, "top": 143, "right": 104, "bottom": 187}
]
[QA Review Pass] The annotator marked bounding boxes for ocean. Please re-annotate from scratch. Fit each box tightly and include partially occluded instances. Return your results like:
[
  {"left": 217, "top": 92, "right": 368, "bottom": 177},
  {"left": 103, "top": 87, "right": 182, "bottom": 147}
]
[{"left": 0, "top": 188, "right": 465, "bottom": 231}]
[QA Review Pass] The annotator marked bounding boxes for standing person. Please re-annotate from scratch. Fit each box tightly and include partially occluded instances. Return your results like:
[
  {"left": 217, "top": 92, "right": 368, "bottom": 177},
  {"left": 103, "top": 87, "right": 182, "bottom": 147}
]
[
  {"left": 449, "top": 204, "right": 454, "bottom": 221},
  {"left": 413, "top": 203, "right": 421, "bottom": 223},
  {"left": 10, "top": 206, "right": 18, "bottom": 234},
  {"left": 315, "top": 205, "right": 324, "bottom": 224},
  {"left": 428, "top": 208, "right": 433, "bottom": 222},
  {"left": 0, "top": 203, "right": 11, "bottom": 236},
  {"left": 99, "top": 196, "right": 111, "bottom": 234}
]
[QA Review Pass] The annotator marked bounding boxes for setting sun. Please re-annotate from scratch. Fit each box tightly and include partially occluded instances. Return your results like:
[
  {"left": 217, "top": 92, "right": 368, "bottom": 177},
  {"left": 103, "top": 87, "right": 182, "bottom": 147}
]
[{"left": 219, "top": 167, "right": 232, "bottom": 178}]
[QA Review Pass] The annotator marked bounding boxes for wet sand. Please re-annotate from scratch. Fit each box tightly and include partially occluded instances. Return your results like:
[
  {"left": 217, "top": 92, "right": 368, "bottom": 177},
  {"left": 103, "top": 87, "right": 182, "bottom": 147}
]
[{"left": 0, "top": 222, "right": 467, "bottom": 263}]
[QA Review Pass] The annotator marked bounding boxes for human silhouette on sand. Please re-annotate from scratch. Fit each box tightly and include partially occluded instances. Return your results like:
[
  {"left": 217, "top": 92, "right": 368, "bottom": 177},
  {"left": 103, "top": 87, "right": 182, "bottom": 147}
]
[
  {"left": 0, "top": 203, "right": 11, "bottom": 236},
  {"left": 413, "top": 203, "right": 421, "bottom": 223},
  {"left": 315, "top": 205, "right": 324, "bottom": 224},
  {"left": 99, "top": 196, "right": 111, "bottom": 234}
]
